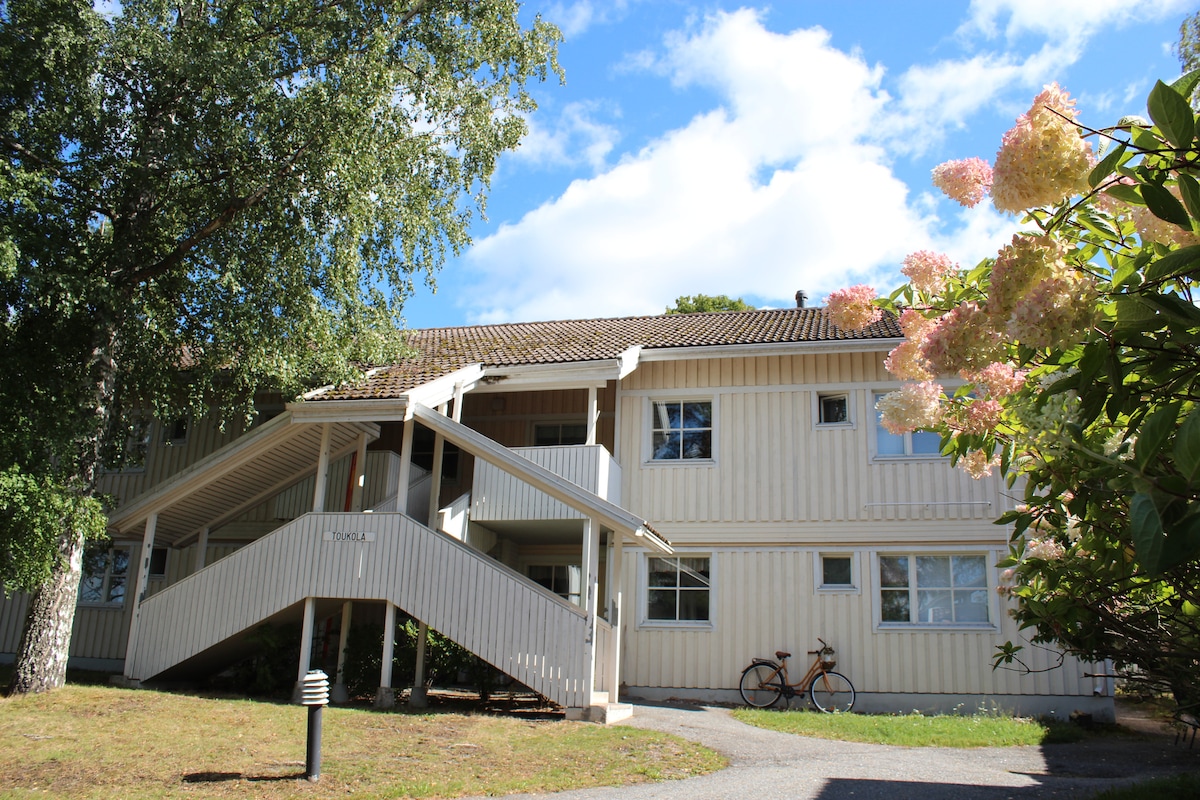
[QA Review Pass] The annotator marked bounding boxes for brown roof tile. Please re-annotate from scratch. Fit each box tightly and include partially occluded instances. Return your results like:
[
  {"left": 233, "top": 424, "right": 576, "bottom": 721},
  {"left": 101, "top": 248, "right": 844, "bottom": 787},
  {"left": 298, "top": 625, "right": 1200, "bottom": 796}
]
[{"left": 314, "top": 307, "right": 900, "bottom": 401}]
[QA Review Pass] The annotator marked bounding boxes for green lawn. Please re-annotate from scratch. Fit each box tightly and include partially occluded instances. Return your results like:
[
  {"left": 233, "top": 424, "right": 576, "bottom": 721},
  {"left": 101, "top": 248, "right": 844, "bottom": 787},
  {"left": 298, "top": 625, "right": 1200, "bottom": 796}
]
[
  {"left": 0, "top": 685, "right": 724, "bottom": 799},
  {"left": 731, "top": 707, "right": 1084, "bottom": 747}
]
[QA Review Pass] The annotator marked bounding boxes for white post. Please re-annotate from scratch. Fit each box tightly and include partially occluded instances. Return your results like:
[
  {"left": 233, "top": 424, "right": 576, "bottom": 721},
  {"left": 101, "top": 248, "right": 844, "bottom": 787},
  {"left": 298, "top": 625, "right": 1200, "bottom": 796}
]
[
  {"left": 331, "top": 601, "right": 353, "bottom": 703},
  {"left": 122, "top": 512, "right": 158, "bottom": 681},
  {"left": 586, "top": 386, "right": 598, "bottom": 445},
  {"left": 292, "top": 596, "right": 316, "bottom": 703},
  {"left": 312, "top": 423, "right": 332, "bottom": 512},
  {"left": 349, "top": 432, "right": 368, "bottom": 512},
  {"left": 609, "top": 534, "right": 624, "bottom": 703},
  {"left": 396, "top": 417, "right": 415, "bottom": 514},
  {"left": 194, "top": 526, "right": 209, "bottom": 571},
  {"left": 427, "top": 404, "right": 447, "bottom": 530},
  {"left": 581, "top": 518, "right": 598, "bottom": 615},
  {"left": 452, "top": 382, "right": 464, "bottom": 422},
  {"left": 410, "top": 621, "right": 430, "bottom": 708},
  {"left": 375, "top": 602, "right": 397, "bottom": 708}
]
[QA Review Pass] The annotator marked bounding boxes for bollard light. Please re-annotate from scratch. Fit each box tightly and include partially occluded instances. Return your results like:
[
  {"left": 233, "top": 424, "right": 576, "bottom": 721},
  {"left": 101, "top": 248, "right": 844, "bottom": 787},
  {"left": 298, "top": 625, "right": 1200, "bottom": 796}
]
[{"left": 301, "top": 670, "right": 330, "bottom": 782}]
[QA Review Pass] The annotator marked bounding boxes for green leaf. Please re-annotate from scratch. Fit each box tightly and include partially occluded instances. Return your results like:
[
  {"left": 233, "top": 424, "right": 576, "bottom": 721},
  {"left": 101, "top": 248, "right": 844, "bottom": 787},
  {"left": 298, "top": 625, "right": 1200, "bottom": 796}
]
[
  {"left": 1170, "top": 68, "right": 1200, "bottom": 108},
  {"left": 1142, "top": 183, "right": 1192, "bottom": 228},
  {"left": 1089, "top": 143, "right": 1128, "bottom": 189},
  {"left": 1148, "top": 80, "right": 1197, "bottom": 150},
  {"left": 1175, "top": 407, "right": 1200, "bottom": 485},
  {"left": 1178, "top": 174, "right": 1200, "bottom": 222},
  {"left": 1145, "top": 245, "right": 1200, "bottom": 282},
  {"left": 1111, "top": 259, "right": 1140, "bottom": 289},
  {"left": 1137, "top": 293, "right": 1200, "bottom": 326},
  {"left": 1104, "top": 183, "right": 1144, "bottom": 207},
  {"left": 1136, "top": 402, "right": 1180, "bottom": 469},
  {"left": 1160, "top": 510, "right": 1200, "bottom": 571},
  {"left": 1130, "top": 492, "right": 1165, "bottom": 573},
  {"left": 1113, "top": 295, "right": 1160, "bottom": 329}
]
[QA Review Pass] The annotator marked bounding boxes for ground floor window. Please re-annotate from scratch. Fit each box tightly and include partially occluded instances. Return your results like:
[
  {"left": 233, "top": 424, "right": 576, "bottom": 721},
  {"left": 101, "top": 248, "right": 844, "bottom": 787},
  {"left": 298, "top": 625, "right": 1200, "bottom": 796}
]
[
  {"left": 79, "top": 546, "right": 131, "bottom": 607},
  {"left": 645, "top": 555, "right": 711, "bottom": 623},
  {"left": 879, "top": 554, "right": 990, "bottom": 625},
  {"left": 527, "top": 564, "right": 582, "bottom": 605}
]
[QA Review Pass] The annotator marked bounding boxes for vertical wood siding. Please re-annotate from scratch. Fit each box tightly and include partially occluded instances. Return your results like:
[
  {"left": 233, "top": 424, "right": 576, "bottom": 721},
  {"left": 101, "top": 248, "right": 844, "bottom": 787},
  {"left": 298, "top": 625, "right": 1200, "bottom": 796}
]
[
  {"left": 471, "top": 445, "right": 620, "bottom": 522},
  {"left": 618, "top": 353, "right": 1010, "bottom": 528},
  {"left": 618, "top": 547, "right": 1097, "bottom": 699},
  {"left": 128, "top": 512, "right": 595, "bottom": 707}
]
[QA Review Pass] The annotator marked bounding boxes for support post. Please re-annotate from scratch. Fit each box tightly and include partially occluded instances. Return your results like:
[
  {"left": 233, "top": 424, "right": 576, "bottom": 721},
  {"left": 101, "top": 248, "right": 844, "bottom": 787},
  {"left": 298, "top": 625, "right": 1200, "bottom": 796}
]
[
  {"left": 194, "top": 526, "right": 209, "bottom": 572},
  {"left": 349, "top": 432, "right": 368, "bottom": 512},
  {"left": 586, "top": 386, "right": 598, "bottom": 445},
  {"left": 395, "top": 417, "right": 415, "bottom": 514},
  {"left": 292, "top": 597, "right": 316, "bottom": 703},
  {"left": 427, "top": 403, "right": 447, "bottom": 530},
  {"left": 609, "top": 534, "right": 624, "bottom": 703},
  {"left": 122, "top": 513, "right": 158, "bottom": 680},
  {"left": 410, "top": 621, "right": 430, "bottom": 708},
  {"left": 331, "top": 601, "right": 353, "bottom": 703},
  {"left": 375, "top": 602, "right": 396, "bottom": 708},
  {"left": 312, "top": 423, "right": 332, "bottom": 513},
  {"left": 581, "top": 518, "right": 598, "bottom": 615}
]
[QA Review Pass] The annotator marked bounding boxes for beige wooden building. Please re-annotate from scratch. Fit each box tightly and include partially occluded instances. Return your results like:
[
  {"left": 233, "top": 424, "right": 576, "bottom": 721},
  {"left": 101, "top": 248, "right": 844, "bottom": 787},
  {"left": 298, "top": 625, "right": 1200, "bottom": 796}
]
[{"left": 0, "top": 307, "right": 1114, "bottom": 722}]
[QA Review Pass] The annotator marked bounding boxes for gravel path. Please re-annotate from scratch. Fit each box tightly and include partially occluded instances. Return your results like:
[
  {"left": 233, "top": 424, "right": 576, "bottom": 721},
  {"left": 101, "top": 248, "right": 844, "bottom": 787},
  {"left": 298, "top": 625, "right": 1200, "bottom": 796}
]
[{"left": 512, "top": 702, "right": 1199, "bottom": 800}]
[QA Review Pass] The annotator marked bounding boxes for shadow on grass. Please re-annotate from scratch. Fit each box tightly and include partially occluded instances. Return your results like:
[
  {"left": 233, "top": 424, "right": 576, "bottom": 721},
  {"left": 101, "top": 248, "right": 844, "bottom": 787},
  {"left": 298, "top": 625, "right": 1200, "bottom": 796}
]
[{"left": 183, "top": 771, "right": 306, "bottom": 783}]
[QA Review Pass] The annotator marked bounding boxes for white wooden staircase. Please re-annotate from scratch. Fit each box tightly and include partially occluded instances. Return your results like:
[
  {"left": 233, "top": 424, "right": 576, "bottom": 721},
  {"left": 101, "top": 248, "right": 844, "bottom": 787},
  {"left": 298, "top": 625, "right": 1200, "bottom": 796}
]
[{"left": 125, "top": 511, "right": 603, "bottom": 710}]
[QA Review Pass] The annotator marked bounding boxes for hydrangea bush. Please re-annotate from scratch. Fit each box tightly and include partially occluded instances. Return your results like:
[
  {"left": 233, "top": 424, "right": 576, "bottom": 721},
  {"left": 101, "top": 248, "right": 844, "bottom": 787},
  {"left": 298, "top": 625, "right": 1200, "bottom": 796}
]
[{"left": 832, "top": 76, "right": 1200, "bottom": 704}]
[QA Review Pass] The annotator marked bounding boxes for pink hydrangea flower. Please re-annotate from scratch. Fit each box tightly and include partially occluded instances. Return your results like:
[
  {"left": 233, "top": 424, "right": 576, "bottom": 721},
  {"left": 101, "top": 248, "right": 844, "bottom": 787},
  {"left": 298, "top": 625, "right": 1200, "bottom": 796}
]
[
  {"left": 884, "top": 340, "right": 933, "bottom": 381},
  {"left": 987, "top": 233, "right": 1068, "bottom": 322},
  {"left": 1128, "top": 189, "right": 1200, "bottom": 247},
  {"left": 899, "top": 309, "right": 936, "bottom": 343},
  {"left": 931, "top": 158, "right": 993, "bottom": 207},
  {"left": 1025, "top": 537, "right": 1066, "bottom": 561},
  {"left": 1006, "top": 272, "right": 1097, "bottom": 350},
  {"left": 826, "top": 285, "right": 881, "bottom": 331},
  {"left": 959, "top": 449, "right": 1001, "bottom": 479},
  {"left": 960, "top": 398, "right": 1003, "bottom": 435},
  {"left": 876, "top": 381, "right": 944, "bottom": 435},
  {"left": 991, "top": 83, "right": 1094, "bottom": 214},
  {"left": 920, "top": 303, "right": 1006, "bottom": 375},
  {"left": 901, "top": 251, "right": 956, "bottom": 295},
  {"left": 966, "top": 362, "right": 1027, "bottom": 399}
]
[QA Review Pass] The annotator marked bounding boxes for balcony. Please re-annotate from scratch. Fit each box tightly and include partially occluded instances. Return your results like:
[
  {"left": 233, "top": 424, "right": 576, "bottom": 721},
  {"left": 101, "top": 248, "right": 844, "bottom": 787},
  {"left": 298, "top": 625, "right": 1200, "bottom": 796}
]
[{"left": 471, "top": 445, "right": 621, "bottom": 523}]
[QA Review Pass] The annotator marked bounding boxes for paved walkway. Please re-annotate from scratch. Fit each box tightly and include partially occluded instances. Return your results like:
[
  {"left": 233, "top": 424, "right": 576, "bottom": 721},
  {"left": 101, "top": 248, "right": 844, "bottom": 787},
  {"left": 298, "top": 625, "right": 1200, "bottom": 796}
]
[{"left": 512, "top": 702, "right": 1199, "bottom": 800}]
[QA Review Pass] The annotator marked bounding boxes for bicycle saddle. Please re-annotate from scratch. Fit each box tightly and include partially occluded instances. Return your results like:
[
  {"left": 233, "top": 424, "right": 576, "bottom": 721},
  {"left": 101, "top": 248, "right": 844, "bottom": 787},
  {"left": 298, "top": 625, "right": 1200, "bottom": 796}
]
[{"left": 775, "top": 650, "right": 791, "bottom": 659}]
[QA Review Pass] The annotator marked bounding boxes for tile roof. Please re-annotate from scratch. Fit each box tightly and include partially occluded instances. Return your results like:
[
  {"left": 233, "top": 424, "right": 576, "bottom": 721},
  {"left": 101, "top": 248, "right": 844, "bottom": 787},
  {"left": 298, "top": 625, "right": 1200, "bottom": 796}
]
[{"left": 313, "top": 307, "right": 901, "bottom": 401}]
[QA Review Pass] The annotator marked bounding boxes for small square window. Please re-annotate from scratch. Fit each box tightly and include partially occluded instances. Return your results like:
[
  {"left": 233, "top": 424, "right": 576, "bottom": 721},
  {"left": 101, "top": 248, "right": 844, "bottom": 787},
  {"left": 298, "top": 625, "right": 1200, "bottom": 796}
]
[
  {"left": 650, "top": 400, "right": 712, "bottom": 461},
  {"left": 818, "top": 393, "right": 849, "bottom": 425},
  {"left": 822, "top": 556, "right": 853, "bottom": 586},
  {"left": 165, "top": 417, "right": 189, "bottom": 445}
]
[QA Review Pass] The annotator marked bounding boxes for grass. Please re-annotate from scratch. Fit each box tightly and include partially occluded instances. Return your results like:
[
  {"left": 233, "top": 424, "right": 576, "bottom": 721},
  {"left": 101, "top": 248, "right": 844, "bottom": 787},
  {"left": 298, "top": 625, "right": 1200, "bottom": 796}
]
[
  {"left": 0, "top": 685, "right": 725, "bottom": 799},
  {"left": 731, "top": 707, "right": 1085, "bottom": 747}
]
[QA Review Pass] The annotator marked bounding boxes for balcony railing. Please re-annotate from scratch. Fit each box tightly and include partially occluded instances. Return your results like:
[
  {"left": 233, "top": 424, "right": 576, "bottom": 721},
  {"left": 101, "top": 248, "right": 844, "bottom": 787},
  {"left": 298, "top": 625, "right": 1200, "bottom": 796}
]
[{"left": 471, "top": 445, "right": 621, "bottom": 522}]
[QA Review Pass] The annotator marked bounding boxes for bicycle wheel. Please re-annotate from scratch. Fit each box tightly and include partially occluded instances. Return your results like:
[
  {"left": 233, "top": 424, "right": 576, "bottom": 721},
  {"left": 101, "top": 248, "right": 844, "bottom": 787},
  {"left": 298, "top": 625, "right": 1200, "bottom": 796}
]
[
  {"left": 739, "top": 663, "right": 783, "bottom": 708},
  {"left": 809, "top": 671, "right": 855, "bottom": 713}
]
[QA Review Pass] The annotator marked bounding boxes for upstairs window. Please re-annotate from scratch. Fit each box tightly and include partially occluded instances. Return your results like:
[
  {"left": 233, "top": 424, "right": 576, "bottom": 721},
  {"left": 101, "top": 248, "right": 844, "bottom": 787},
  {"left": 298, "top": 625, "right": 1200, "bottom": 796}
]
[
  {"left": 651, "top": 400, "right": 712, "bottom": 460},
  {"left": 533, "top": 422, "right": 588, "bottom": 446},
  {"left": 817, "top": 392, "right": 851, "bottom": 426},
  {"left": 527, "top": 564, "right": 582, "bottom": 605},
  {"left": 874, "top": 392, "right": 941, "bottom": 457}
]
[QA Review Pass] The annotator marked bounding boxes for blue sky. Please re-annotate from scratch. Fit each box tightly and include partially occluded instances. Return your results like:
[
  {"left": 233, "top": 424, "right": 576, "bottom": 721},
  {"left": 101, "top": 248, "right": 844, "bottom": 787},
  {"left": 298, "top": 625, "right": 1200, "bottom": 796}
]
[{"left": 401, "top": 0, "right": 1195, "bottom": 330}]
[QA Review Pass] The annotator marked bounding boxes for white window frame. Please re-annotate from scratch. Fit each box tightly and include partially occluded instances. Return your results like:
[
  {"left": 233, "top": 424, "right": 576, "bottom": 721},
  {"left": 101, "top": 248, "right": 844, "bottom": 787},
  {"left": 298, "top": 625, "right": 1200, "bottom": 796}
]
[
  {"left": 638, "top": 552, "right": 714, "bottom": 629},
  {"left": 525, "top": 562, "right": 583, "bottom": 606},
  {"left": 531, "top": 419, "right": 588, "bottom": 447},
  {"left": 149, "top": 546, "right": 169, "bottom": 579},
  {"left": 644, "top": 396, "right": 717, "bottom": 465},
  {"left": 163, "top": 416, "right": 189, "bottom": 446},
  {"left": 872, "top": 391, "right": 943, "bottom": 460},
  {"left": 78, "top": 545, "right": 132, "bottom": 608},
  {"left": 813, "top": 551, "right": 860, "bottom": 594},
  {"left": 814, "top": 391, "right": 854, "bottom": 428},
  {"left": 870, "top": 549, "right": 998, "bottom": 631}
]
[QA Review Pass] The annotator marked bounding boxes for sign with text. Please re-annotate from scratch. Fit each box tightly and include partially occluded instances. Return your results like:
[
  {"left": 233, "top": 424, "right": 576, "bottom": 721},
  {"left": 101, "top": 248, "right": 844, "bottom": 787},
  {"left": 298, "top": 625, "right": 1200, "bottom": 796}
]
[{"left": 323, "top": 531, "right": 376, "bottom": 543}]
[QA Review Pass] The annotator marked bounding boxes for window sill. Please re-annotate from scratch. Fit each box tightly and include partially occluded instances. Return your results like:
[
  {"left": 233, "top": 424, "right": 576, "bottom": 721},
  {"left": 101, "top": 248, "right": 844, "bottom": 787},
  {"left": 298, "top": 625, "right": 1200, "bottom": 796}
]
[
  {"left": 816, "top": 585, "right": 859, "bottom": 594},
  {"left": 815, "top": 422, "right": 854, "bottom": 430},
  {"left": 638, "top": 619, "right": 713, "bottom": 631},
  {"left": 876, "top": 622, "right": 996, "bottom": 632},
  {"left": 871, "top": 454, "right": 944, "bottom": 463},
  {"left": 77, "top": 602, "right": 126, "bottom": 610},
  {"left": 643, "top": 458, "right": 716, "bottom": 468}
]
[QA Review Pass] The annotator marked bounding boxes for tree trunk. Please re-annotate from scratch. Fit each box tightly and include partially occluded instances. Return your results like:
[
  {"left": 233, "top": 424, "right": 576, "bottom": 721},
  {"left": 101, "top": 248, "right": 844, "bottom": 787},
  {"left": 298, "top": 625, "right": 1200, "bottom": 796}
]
[{"left": 8, "top": 526, "right": 87, "bottom": 694}]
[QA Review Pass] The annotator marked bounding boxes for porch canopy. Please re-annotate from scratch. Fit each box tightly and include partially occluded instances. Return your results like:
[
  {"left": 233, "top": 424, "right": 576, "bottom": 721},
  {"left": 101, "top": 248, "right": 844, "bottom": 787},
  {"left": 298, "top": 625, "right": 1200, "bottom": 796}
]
[{"left": 107, "top": 411, "right": 379, "bottom": 546}]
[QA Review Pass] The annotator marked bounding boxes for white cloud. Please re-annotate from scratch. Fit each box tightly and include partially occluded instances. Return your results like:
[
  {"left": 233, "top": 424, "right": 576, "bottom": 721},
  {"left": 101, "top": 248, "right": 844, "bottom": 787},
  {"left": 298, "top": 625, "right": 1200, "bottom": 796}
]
[
  {"left": 545, "top": 0, "right": 635, "bottom": 39},
  {"left": 459, "top": 10, "right": 926, "bottom": 323},
  {"left": 511, "top": 102, "right": 620, "bottom": 172},
  {"left": 961, "top": 0, "right": 1191, "bottom": 43}
]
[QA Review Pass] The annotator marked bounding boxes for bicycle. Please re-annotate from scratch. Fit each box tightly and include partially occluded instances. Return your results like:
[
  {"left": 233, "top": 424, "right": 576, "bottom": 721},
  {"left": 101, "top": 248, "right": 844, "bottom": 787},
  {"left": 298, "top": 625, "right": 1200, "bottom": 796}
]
[{"left": 739, "top": 638, "right": 855, "bottom": 712}]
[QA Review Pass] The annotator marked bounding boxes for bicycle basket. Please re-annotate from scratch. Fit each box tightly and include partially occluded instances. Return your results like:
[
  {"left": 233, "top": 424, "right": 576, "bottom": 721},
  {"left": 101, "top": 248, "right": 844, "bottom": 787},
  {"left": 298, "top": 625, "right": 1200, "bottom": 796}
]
[{"left": 819, "top": 647, "right": 837, "bottom": 669}]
